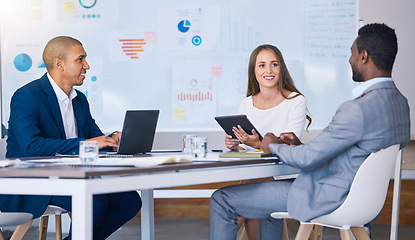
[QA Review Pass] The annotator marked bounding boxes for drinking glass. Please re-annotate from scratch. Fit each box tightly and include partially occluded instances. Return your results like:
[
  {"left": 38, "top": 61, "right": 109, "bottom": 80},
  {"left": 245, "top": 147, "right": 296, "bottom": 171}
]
[
  {"left": 79, "top": 141, "right": 98, "bottom": 163},
  {"left": 191, "top": 137, "right": 207, "bottom": 158},
  {"left": 182, "top": 134, "right": 197, "bottom": 154}
]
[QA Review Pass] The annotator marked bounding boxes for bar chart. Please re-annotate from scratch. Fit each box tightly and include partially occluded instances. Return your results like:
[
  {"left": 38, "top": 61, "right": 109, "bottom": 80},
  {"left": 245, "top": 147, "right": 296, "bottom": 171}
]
[{"left": 119, "top": 39, "right": 146, "bottom": 59}]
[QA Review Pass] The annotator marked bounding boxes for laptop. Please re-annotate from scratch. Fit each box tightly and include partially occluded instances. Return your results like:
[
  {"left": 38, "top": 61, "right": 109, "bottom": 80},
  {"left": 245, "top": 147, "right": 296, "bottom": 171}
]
[{"left": 111, "top": 110, "right": 160, "bottom": 155}]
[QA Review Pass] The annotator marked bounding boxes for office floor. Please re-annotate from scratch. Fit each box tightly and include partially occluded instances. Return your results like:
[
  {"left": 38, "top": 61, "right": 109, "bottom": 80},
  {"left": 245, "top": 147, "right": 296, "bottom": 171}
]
[{"left": 16, "top": 216, "right": 415, "bottom": 240}]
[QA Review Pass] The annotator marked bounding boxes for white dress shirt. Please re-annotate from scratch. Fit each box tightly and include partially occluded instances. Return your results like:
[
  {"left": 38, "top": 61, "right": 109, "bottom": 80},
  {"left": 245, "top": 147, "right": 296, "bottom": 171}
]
[
  {"left": 352, "top": 77, "right": 393, "bottom": 99},
  {"left": 47, "top": 73, "right": 78, "bottom": 139}
]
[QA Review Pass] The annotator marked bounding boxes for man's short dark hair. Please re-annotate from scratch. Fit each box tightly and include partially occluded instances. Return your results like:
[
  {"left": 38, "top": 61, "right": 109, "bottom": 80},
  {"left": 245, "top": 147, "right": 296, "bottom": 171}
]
[
  {"left": 42, "top": 36, "right": 82, "bottom": 71},
  {"left": 356, "top": 23, "right": 397, "bottom": 72}
]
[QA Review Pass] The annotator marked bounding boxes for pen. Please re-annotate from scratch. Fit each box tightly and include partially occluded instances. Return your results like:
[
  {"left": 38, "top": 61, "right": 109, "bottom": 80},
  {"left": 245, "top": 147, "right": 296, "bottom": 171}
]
[{"left": 211, "top": 149, "right": 223, "bottom": 152}]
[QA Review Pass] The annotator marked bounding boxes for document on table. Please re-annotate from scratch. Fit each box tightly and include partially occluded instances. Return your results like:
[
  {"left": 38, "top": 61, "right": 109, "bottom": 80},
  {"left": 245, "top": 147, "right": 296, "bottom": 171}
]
[
  {"left": 0, "top": 159, "right": 53, "bottom": 168},
  {"left": 0, "top": 159, "right": 20, "bottom": 167},
  {"left": 26, "top": 156, "right": 175, "bottom": 167},
  {"left": 24, "top": 155, "right": 224, "bottom": 167}
]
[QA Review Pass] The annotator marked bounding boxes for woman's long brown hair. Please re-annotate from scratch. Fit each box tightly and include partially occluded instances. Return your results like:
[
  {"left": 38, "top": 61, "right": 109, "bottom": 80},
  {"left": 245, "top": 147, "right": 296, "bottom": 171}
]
[{"left": 246, "top": 44, "right": 312, "bottom": 130}]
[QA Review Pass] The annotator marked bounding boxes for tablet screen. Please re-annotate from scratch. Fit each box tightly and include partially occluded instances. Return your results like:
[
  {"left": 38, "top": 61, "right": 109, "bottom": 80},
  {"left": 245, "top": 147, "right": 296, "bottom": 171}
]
[{"left": 215, "top": 114, "right": 263, "bottom": 140}]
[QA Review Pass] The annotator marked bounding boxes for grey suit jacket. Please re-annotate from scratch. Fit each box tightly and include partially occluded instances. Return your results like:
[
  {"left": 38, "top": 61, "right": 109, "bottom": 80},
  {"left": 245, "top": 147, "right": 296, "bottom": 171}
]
[{"left": 269, "top": 81, "right": 410, "bottom": 221}]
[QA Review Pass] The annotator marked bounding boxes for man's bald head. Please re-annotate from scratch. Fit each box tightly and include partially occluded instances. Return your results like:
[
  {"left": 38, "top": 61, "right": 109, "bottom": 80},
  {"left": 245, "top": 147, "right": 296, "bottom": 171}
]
[{"left": 42, "top": 36, "right": 82, "bottom": 71}]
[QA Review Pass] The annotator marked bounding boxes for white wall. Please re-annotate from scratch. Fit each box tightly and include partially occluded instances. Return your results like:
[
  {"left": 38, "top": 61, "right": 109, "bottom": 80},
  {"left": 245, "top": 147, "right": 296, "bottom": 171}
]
[
  {"left": 360, "top": 0, "right": 415, "bottom": 135},
  {"left": 153, "top": 131, "right": 226, "bottom": 152}
]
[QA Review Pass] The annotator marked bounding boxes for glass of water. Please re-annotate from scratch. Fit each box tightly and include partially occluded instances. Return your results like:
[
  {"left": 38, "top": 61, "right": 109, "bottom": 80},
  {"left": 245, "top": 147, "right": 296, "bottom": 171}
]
[
  {"left": 182, "top": 134, "right": 197, "bottom": 154},
  {"left": 191, "top": 137, "right": 207, "bottom": 158},
  {"left": 79, "top": 141, "right": 98, "bottom": 163}
]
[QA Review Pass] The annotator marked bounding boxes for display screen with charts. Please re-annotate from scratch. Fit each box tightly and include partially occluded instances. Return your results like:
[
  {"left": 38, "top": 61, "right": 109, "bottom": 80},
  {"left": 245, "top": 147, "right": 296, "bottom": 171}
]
[{"left": 0, "top": 0, "right": 358, "bottom": 134}]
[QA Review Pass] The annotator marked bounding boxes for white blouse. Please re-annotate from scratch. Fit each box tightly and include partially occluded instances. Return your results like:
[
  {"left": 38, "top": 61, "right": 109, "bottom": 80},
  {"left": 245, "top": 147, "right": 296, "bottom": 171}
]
[{"left": 238, "top": 92, "right": 307, "bottom": 150}]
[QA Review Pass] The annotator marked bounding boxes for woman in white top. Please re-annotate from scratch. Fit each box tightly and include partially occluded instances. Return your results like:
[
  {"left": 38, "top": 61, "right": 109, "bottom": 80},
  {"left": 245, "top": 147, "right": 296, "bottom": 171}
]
[
  {"left": 237, "top": 91, "right": 307, "bottom": 151},
  {"left": 225, "top": 44, "right": 311, "bottom": 151},
  {"left": 224, "top": 44, "right": 311, "bottom": 239}
]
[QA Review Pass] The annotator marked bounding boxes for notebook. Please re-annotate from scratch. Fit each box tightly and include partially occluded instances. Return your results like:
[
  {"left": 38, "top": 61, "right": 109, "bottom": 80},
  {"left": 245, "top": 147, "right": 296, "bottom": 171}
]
[
  {"left": 219, "top": 150, "right": 273, "bottom": 158},
  {"left": 113, "top": 110, "right": 160, "bottom": 155}
]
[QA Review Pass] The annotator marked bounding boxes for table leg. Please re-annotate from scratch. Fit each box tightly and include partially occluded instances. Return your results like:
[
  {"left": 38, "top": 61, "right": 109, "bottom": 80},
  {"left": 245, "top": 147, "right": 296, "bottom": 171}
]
[
  {"left": 141, "top": 189, "right": 155, "bottom": 240},
  {"left": 72, "top": 186, "right": 93, "bottom": 240},
  {"left": 391, "top": 150, "right": 402, "bottom": 240}
]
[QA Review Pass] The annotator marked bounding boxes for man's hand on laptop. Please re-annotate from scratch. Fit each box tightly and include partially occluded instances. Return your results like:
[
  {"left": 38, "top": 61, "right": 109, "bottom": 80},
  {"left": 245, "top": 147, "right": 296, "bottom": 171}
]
[
  {"left": 111, "top": 132, "right": 121, "bottom": 151},
  {"left": 111, "top": 132, "right": 121, "bottom": 144},
  {"left": 87, "top": 135, "right": 118, "bottom": 149}
]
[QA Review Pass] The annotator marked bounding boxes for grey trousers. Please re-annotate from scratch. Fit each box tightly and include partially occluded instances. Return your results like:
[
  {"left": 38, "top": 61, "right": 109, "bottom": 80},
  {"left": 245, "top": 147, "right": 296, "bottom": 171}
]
[{"left": 209, "top": 179, "right": 293, "bottom": 240}]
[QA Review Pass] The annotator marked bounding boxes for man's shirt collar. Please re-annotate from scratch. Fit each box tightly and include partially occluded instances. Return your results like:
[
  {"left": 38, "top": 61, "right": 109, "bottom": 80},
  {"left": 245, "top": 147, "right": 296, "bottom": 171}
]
[
  {"left": 47, "top": 73, "right": 77, "bottom": 102},
  {"left": 352, "top": 77, "right": 393, "bottom": 99}
]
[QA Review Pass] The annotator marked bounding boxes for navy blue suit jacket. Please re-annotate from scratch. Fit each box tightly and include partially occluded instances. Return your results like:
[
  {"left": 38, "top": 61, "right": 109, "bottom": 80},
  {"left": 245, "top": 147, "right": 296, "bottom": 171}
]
[
  {"left": 6, "top": 73, "right": 104, "bottom": 158},
  {"left": 1, "top": 73, "right": 104, "bottom": 217}
]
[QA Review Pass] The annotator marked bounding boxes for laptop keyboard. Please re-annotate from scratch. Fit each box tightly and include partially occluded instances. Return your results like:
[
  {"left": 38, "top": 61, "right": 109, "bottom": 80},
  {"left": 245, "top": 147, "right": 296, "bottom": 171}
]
[{"left": 100, "top": 153, "right": 134, "bottom": 158}]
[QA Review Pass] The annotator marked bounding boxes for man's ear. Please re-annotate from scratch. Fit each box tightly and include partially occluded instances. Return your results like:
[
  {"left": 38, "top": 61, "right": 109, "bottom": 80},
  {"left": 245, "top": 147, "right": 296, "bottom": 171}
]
[
  {"left": 54, "top": 57, "right": 64, "bottom": 71},
  {"left": 360, "top": 50, "right": 369, "bottom": 64}
]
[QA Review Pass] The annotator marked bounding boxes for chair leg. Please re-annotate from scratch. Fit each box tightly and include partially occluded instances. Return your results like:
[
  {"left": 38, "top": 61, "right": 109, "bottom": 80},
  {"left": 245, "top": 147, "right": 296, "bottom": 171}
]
[
  {"left": 39, "top": 215, "right": 49, "bottom": 240},
  {"left": 10, "top": 219, "right": 34, "bottom": 240},
  {"left": 281, "top": 219, "right": 289, "bottom": 240},
  {"left": 55, "top": 214, "right": 62, "bottom": 240},
  {"left": 0, "top": 230, "right": 5, "bottom": 240},
  {"left": 238, "top": 226, "right": 248, "bottom": 240},
  {"left": 295, "top": 224, "right": 314, "bottom": 240},
  {"left": 339, "top": 229, "right": 353, "bottom": 240},
  {"left": 351, "top": 227, "right": 370, "bottom": 240},
  {"left": 310, "top": 225, "right": 323, "bottom": 240}
]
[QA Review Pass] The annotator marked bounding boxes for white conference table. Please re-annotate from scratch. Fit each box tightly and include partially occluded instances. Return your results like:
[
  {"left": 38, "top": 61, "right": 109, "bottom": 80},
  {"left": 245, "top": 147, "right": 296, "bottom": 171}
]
[{"left": 0, "top": 154, "right": 300, "bottom": 240}]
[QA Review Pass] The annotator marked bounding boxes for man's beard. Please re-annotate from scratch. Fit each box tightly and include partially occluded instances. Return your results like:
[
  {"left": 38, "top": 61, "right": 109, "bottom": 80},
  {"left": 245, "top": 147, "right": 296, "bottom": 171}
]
[{"left": 352, "top": 69, "right": 364, "bottom": 82}]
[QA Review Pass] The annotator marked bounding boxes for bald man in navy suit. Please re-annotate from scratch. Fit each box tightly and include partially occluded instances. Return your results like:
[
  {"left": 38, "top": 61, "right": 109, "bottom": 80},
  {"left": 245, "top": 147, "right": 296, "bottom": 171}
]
[{"left": 2, "top": 36, "right": 141, "bottom": 240}]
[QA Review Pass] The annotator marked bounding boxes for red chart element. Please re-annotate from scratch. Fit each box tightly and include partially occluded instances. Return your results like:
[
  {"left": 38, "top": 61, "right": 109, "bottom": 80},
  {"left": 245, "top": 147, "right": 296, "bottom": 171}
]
[
  {"left": 177, "top": 91, "right": 213, "bottom": 102},
  {"left": 119, "top": 39, "right": 146, "bottom": 59}
]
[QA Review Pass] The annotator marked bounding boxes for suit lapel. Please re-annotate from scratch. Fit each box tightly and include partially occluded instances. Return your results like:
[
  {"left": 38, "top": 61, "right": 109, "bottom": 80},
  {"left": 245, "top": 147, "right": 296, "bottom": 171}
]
[
  {"left": 72, "top": 94, "right": 86, "bottom": 138},
  {"left": 40, "top": 74, "right": 66, "bottom": 139}
]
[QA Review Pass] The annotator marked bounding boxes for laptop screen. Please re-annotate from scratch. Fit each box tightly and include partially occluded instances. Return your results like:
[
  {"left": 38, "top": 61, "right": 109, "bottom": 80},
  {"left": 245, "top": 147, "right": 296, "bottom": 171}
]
[{"left": 117, "top": 110, "right": 159, "bottom": 154}]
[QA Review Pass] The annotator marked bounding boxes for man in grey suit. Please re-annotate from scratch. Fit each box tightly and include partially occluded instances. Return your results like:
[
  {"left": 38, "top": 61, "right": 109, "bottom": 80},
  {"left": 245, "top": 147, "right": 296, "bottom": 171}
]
[{"left": 209, "top": 23, "right": 410, "bottom": 240}]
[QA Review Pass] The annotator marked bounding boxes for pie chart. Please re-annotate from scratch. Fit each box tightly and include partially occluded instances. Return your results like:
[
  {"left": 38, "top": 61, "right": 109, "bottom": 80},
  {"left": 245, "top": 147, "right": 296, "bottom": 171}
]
[
  {"left": 79, "top": 0, "right": 97, "bottom": 9},
  {"left": 14, "top": 53, "right": 32, "bottom": 72},
  {"left": 178, "top": 20, "right": 191, "bottom": 33}
]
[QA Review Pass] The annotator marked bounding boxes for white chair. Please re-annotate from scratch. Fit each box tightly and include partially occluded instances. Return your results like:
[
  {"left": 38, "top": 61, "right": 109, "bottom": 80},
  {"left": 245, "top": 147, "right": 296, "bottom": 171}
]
[
  {"left": 0, "top": 138, "right": 34, "bottom": 240},
  {"left": 0, "top": 212, "right": 33, "bottom": 240},
  {"left": 0, "top": 137, "right": 70, "bottom": 239},
  {"left": 271, "top": 212, "right": 323, "bottom": 240},
  {"left": 0, "top": 138, "right": 7, "bottom": 159},
  {"left": 39, "top": 205, "right": 71, "bottom": 240},
  {"left": 271, "top": 144, "right": 400, "bottom": 240}
]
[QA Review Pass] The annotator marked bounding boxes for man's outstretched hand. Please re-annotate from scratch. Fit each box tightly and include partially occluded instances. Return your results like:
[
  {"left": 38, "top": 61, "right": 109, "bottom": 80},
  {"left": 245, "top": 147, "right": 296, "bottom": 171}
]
[
  {"left": 260, "top": 133, "right": 282, "bottom": 153},
  {"left": 260, "top": 132, "right": 303, "bottom": 153},
  {"left": 279, "top": 132, "right": 302, "bottom": 146}
]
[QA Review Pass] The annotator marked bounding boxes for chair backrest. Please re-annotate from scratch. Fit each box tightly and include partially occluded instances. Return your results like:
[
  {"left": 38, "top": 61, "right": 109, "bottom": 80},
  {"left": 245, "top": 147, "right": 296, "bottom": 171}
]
[
  {"left": 0, "top": 212, "right": 33, "bottom": 227},
  {"left": 312, "top": 144, "right": 400, "bottom": 227},
  {"left": 0, "top": 138, "right": 6, "bottom": 159}
]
